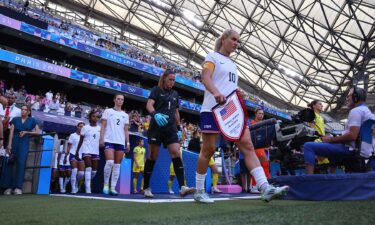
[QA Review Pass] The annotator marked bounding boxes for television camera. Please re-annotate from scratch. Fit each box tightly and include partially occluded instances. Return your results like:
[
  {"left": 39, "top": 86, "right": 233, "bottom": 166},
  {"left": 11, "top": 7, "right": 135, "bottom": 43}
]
[{"left": 250, "top": 108, "right": 319, "bottom": 173}]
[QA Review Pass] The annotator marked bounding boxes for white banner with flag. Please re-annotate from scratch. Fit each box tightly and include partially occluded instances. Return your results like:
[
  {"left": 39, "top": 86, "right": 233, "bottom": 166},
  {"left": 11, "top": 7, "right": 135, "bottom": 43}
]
[{"left": 212, "top": 90, "right": 247, "bottom": 142}]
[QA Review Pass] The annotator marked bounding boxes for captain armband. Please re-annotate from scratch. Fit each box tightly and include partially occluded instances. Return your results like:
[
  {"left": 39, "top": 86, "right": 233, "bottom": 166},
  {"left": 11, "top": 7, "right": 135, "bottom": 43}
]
[{"left": 202, "top": 62, "right": 215, "bottom": 71}]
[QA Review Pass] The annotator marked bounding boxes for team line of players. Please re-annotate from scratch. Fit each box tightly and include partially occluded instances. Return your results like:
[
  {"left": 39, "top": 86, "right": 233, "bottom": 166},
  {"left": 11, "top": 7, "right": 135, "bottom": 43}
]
[{"left": 54, "top": 93, "right": 222, "bottom": 196}]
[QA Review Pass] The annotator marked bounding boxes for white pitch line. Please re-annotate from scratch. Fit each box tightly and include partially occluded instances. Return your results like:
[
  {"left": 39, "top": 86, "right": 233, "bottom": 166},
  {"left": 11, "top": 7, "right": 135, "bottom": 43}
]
[{"left": 50, "top": 194, "right": 260, "bottom": 203}]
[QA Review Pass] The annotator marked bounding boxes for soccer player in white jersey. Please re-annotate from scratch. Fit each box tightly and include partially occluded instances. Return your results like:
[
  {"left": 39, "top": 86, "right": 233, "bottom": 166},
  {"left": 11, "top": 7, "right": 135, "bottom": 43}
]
[
  {"left": 76, "top": 110, "right": 101, "bottom": 194},
  {"left": 57, "top": 142, "right": 71, "bottom": 193},
  {"left": 194, "top": 29, "right": 289, "bottom": 203},
  {"left": 65, "top": 122, "right": 85, "bottom": 193},
  {"left": 100, "top": 94, "right": 130, "bottom": 195}
]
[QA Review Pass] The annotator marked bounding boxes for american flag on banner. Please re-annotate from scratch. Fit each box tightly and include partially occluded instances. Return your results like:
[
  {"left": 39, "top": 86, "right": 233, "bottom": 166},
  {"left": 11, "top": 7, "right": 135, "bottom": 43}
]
[{"left": 220, "top": 100, "right": 236, "bottom": 120}]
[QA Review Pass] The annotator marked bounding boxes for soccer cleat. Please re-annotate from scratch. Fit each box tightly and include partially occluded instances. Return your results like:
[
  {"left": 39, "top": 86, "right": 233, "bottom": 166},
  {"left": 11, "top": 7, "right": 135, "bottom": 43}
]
[
  {"left": 261, "top": 185, "right": 289, "bottom": 202},
  {"left": 168, "top": 189, "right": 175, "bottom": 194},
  {"left": 144, "top": 188, "right": 154, "bottom": 198},
  {"left": 250, "top": 187, "right": 260, "bottom": 194},
  {"left": 212, "top": 187, "right": 222, "bottom": 194},
  {"left": 193, "top": 189, "right": 214, "bottom": 203},
  {"left": 71, "top": 187, "right": 78, "bottom": 194},
  {"left": 103, "top": 185, "right": 109, "bottom": 195},
  {"left": 4, "top": 188, "right": 12, "bottom": 195},
  {"left": 60, "top": 189, "right": 66, "bottom": 194},
  {"left": 85, "top": 187, "right": 91, "bottom": 194},
  {"left": 133, "top": 189, "right": 138, "bottom": 194},
  {"left": 179, "top": 186, "right": 195, "bottom": 197},
  {"left": 110, "top": 189, "right": 119, "bottom": 196},
  {"left": 13, "top": 188, "right": 22, "bottom": 195}
]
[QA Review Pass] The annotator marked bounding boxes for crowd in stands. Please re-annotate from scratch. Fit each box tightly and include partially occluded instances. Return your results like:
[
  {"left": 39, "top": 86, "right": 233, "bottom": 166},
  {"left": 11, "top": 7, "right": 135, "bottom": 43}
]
[
  {"left": 0, "top": 80, "right": 207, "bottom": 148},
  {"left": 1, "top": 0, "right": 289, "bottom": 114}
]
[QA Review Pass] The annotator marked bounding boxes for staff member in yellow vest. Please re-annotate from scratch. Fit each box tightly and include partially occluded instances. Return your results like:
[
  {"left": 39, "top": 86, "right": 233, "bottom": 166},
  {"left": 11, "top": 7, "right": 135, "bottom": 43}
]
[
  {"left": 133, "top": 139, "right": 146, "bottom": 193},
  {"left": 307, "top": 100, "right": 331, "bottom": 171}
]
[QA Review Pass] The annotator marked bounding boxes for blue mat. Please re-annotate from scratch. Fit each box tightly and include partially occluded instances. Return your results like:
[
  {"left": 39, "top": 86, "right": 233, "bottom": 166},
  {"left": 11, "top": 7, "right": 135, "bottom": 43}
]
[{"left": 272, "top": 172, "right": 375, "bottom": 201}]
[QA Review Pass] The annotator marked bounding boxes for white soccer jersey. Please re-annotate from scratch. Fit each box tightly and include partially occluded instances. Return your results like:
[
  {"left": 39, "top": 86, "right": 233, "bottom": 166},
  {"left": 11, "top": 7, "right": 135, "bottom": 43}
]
[
  {"left": 201, "top": 52, "right": 238, "bottom": 112},
  {"left": 80, "top": 124, "right": 101, "bottom": 155},
  {"left": 68, "top": 132, "right": 81, "bottom": 156},
  {"left": 102, "top": 108, "right": 129, "bottom": 145}
]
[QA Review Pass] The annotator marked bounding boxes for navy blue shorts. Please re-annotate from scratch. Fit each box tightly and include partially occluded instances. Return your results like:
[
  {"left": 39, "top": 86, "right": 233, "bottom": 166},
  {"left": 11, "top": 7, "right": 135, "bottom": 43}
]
[
  {"left": 199, "top": 112, "right": 220, "bottom": 133},
  {"left": 69, "top": 153, "right": 83, "bottom": 162},
  {"left": 104, "top": 142, "right": 125, "bottom": 151},
  {"left": 82, "top": 153, "right": 100, "bottom": 160},
  {"left": 58, "top": 165, "right": 72, "bottom": 171}
]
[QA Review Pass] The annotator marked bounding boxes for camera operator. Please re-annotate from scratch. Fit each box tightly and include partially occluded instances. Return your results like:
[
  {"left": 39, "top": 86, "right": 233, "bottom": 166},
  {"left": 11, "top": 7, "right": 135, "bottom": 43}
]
[{"left": 304, "top": 87, "right": 374, "bottom": 174}]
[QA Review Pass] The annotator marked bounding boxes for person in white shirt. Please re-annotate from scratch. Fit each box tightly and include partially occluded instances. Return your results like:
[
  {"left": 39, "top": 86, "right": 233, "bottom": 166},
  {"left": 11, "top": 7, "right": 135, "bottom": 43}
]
[
  {"left": 46, "top": 90, "right": 53, "bottom": 101},
  {"left": 3, "top": 94, "right": 21, "bottom": 148},
  {"left": 304, "top": 87, "right": 375, "bottom": 174},
  {"left": 194, "top": 29, "right": 289, "bottom": 203},
  {"left": 100, "top": 94, "right": 130, "bottom": 195},
  {"left": 64, "top": 122, "right": 85, "bottom": 194},
  {"left": 76, "top": 110, "right": 101, "bottom": 194},
  {"left": 48, "top": 97, "right": 60, "bottom": 114}
]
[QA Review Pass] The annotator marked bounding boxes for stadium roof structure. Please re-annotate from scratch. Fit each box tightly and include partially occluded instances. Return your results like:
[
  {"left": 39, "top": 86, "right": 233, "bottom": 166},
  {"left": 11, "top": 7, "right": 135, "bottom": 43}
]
[{"left": 32, "top": 0, "right": 375, "bottom": 112}]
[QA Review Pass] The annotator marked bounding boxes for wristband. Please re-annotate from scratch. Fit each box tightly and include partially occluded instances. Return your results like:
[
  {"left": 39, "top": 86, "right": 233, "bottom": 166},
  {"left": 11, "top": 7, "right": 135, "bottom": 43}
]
[
  {"left": 150, "top": 111, "right": 156, "bottom": 117},
  {"left": 0, "top": 138, "right": 3, "bottom": 140},
  {"left": 127, "top": 142, "right": 130, "bottom": 145},
  {"left": 176, "top": 125, "right": 181, "bottom": 131}
]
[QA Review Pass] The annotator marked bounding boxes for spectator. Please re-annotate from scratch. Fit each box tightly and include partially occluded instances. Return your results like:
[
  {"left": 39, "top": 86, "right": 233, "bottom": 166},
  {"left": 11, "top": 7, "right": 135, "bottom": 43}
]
[
  {"left": 3, "top": 104, "right": 40, "bottom": 195},
  {"left": 21, "top": 0, "right": 29, "bottom": 14},
  {"left": 31, "top": 96, "right": 42, "bottom": 111},
  {"left": 55, "top": 92, "right": 61, "bottom": 103},
  {"left": 0, "top": 90, "right": 8, "bottom": 109},
  {"left": 3, "top": 94, "right": 21, "bottom": 148},
  {"left": 188, "top": 130, "right": 201, "bottom": 153},
  {"left": 45, "top": 90, "right": 53, "bottom": 101},
  {"left": 129, "top": 113, "right": 141, "bottom": 132},
  {"left": 64, "top": 102, "right": 73, "bottom": 117},
  {"left": 142, "top": 116, "right": 150, "bottom": 136},
  {"left": 48, "top": 97, "right": 60, "bottom": 114},
  {"left": 74, "top": 102, "right": 82, "bottom": 118},
  {"left": 25, "top": 96, "right": 32, "bottom": 107}
]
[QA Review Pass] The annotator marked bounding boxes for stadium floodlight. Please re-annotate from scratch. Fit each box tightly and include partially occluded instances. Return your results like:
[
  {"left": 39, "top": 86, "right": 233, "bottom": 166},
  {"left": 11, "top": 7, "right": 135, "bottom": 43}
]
[
  {"left": 181, "top": 9, "right": 203, "bottom": 27},
  {"left": 150, "top": 0, "right": 170, "bottom": 9}
]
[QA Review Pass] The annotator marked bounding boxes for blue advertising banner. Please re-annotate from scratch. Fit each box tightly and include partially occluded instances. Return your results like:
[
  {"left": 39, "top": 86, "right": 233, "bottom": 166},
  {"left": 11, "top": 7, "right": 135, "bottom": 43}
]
[
  {"left": 0, "top": 49, "right": 201, "bottom": 112},
  {"left": 0, "top": 14, "right": 291, "bottom": 119}
]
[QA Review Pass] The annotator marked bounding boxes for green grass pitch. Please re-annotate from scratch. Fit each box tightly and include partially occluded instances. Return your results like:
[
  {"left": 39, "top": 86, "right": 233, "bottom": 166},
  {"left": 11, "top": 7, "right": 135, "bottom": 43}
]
[{"left": 1, "top": 195, "right": 374, "bottom": 225}]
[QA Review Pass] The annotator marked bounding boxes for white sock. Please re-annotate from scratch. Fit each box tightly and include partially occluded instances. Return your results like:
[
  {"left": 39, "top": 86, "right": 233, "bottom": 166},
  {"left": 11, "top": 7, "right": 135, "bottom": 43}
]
[
  {"left": 110, "top": 164, "right": 121, "bottom": 190},
  {"left": 85, "top": 167, "right": 92, "bottom": 191},
  {"left": 103, "top": 160, "right": 114, "bottom": 186},
  {"left": 195, "top": 172, "right": 206, "bottom": 191},
  {"left": 63, "top": 177, "right": 70, "bottom": 189},
  {"left": 71, "top": 168, "right": 78, "bottom": 190},
  {"left": 59, "top": 177, "right": 64, "bottom": 191},
  {"left": 77, "top": 171, "right": 85, "bottom": 189},
  {"left": 250, "top": 167, "right": 268, "bottom": 191},
  {"left": 91, "top": 170, "right": 97, "bottom": 179}
]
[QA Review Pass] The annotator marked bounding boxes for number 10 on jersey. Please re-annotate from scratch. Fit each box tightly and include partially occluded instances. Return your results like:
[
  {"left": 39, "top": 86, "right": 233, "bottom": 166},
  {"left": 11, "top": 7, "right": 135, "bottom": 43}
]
[{"left": 229, "top": 72, "right": 236, "bottom": 83}]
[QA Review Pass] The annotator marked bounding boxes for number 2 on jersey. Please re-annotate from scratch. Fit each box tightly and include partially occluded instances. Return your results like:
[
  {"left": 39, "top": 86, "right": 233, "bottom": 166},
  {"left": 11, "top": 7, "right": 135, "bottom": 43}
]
[
  {"left": 229, "top": 72, "right": 236, "bottom": 83},
  {"left": 116, "top": 119, "right": 120, "bottom": 125}
]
